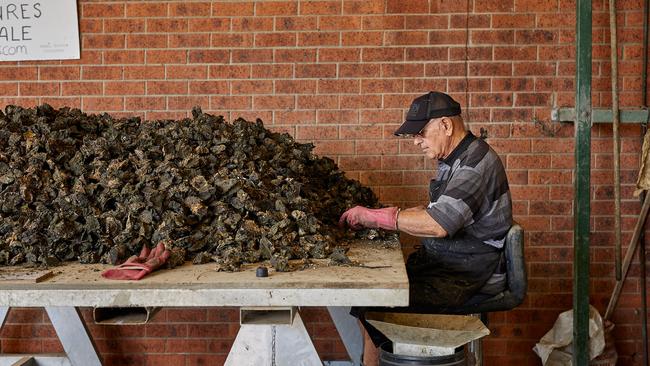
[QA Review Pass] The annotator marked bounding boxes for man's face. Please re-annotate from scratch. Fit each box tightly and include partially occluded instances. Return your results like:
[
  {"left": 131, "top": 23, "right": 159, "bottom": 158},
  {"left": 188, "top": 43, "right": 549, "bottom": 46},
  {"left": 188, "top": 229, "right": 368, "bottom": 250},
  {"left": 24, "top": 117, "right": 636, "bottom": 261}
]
[{"left": 413, "top": 117, "right": 451, "bottom": 160}]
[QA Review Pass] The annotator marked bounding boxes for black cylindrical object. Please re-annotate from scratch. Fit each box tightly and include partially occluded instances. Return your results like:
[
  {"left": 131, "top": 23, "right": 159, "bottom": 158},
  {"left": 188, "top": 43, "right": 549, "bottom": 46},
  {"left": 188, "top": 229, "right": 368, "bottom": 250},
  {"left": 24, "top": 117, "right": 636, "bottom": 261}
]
[
  {"left": 378, "top": 342, "right": 466, "bottom": 366},
  {"left": 256, "top": 266, "right": 269, "bottom": 277}
]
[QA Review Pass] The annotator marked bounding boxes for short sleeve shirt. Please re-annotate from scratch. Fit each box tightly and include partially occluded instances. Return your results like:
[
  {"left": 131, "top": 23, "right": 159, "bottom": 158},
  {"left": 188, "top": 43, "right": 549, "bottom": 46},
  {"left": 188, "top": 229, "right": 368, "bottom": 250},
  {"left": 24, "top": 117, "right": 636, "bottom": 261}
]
[{"left": 426, "top": 132, "right": 512, "bottom": 248}]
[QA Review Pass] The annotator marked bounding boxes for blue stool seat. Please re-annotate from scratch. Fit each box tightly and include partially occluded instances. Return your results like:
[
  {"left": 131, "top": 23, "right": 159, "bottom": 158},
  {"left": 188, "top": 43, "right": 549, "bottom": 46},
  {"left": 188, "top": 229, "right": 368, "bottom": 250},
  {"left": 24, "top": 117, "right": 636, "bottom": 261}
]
[
  {"left": 439, "top": 224, "right": 527, "bottom": 365},
  {"left": 448, "top": 223, "right": 527, "bottom": 315}
]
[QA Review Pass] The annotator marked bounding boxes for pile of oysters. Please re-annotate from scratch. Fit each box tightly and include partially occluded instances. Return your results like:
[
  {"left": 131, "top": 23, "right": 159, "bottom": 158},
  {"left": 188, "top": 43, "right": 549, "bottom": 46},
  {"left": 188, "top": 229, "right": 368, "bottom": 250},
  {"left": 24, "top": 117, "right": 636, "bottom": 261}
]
[{"left": 0, "top": 105, "right": 394, "bottom": 271}]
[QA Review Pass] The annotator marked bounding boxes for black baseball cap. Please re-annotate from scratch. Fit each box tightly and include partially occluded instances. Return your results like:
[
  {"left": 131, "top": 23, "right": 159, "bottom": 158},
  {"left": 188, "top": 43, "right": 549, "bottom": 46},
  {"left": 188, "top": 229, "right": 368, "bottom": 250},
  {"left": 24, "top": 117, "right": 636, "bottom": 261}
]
[{"left": 394, "top": 91, "right": 462, "bottom": 136}]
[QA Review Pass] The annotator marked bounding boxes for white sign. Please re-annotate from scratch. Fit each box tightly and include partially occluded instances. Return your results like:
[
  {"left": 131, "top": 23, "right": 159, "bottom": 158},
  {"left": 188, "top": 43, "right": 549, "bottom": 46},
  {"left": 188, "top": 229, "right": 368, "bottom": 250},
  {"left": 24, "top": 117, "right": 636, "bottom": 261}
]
[{"left": 0, "top": 0, "right": 80, "bottom": 61}]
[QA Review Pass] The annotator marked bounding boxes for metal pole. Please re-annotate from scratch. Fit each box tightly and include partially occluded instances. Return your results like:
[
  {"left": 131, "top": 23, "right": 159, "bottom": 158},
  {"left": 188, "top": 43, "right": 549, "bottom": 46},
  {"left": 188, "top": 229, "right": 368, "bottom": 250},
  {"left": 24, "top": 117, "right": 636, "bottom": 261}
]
[
  {"left": 641, "top": 0, "right": 650, "bottom": 106},
  {"left": 642, "top": 222, "right": 649, "bottom": 366},
  {"left": 575, "top": 0, "right": 593, "bottom": 365},
  {"left": 641, "top": 0, "right": 649, "bottom": 361}
]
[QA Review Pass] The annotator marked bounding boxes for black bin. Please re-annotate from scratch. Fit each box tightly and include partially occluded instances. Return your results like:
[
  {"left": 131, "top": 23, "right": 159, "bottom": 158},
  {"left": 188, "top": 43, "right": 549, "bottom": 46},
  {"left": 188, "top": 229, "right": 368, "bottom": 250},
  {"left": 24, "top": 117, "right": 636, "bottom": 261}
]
[{"left": 379, "top": 342, "right": 466, "bottom": 366}]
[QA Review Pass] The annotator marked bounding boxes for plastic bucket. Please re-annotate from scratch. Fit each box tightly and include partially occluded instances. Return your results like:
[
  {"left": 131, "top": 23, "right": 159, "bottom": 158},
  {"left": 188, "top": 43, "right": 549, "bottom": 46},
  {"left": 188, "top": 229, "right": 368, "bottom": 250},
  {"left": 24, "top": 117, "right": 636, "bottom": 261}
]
[{"left": 379, "top": 342, "right": 466, "bottom": 366}]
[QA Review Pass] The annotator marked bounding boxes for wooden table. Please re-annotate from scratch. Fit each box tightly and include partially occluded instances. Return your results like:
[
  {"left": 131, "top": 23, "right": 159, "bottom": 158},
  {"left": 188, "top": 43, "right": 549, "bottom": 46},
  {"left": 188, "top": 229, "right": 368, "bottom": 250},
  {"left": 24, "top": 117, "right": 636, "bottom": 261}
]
[{"left": 0, "top": 239, "right": 409, "bottom": 366}]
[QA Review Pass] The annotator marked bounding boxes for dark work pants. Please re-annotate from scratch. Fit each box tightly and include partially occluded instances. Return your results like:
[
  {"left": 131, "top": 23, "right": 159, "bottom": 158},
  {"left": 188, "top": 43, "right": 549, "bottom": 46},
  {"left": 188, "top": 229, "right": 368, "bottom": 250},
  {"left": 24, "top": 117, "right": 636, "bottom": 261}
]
[{"left": 353, "top": 234, "right": 502, "bottom": 347}]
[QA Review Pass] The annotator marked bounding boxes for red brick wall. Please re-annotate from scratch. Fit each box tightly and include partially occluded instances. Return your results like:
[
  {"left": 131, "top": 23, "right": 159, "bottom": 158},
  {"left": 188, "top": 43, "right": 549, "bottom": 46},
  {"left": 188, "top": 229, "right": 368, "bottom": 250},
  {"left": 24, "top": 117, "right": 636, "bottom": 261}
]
[{"left": 0, "top": 0, "right": 649, "bottom": 365}]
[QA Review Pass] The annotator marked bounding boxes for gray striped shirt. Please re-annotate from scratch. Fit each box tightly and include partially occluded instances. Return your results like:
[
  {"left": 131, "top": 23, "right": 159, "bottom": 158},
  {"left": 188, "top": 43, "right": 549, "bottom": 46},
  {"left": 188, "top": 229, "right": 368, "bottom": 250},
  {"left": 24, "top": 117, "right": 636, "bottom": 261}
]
[{"left": 426, "top": 132, "right": 512, "bottom": 248}]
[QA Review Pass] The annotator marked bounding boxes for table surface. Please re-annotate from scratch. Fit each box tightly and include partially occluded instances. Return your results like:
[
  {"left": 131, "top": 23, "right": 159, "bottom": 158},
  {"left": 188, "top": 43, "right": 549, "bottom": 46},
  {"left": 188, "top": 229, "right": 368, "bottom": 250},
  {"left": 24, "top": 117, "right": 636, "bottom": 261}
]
[{"left": 0, "top": 240, "right": 409, "bottom": 307}]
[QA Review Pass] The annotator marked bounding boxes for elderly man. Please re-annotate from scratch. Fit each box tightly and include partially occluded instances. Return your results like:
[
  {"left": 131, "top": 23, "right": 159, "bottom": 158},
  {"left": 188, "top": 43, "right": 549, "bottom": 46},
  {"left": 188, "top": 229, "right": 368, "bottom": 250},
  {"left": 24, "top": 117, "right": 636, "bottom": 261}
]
[{"left": 339, "top": 91, "right": 513, "bottom": 359}]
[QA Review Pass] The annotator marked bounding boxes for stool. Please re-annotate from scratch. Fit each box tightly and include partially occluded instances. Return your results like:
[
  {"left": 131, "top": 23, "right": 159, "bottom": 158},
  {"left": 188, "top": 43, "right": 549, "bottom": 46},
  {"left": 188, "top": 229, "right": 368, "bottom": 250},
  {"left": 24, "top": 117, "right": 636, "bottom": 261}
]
[
  {"left": 452, "top": 223, "right": 527, "bottom": 314},
  {"left": 442, "top": 223, "right": 527, "bottom": 365},
  {"left": 355, "top": 224, "right": 527, "bottom": 366}
]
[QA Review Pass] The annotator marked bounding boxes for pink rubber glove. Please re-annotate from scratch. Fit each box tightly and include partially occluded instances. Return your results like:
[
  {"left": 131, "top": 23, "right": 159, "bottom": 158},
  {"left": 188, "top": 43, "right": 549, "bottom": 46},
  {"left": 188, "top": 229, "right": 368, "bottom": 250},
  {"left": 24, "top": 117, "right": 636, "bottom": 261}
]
[
  {"left": 338, "top": 206, "right": 399, "bottom": 231},
  {"left": 102, "top": 242, "right": 171, "bottom": 280}
]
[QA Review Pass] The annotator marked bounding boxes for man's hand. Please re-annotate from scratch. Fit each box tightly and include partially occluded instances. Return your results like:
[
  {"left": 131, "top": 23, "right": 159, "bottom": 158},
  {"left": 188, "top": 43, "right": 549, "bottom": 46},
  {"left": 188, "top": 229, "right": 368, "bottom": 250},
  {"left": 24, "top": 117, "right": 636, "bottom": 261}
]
[
  {"left": 102, "top": 242, "right": 171, "bottom": 280},
  {"left": 338, "top": 206, "right": 399, "bottom": 231}
]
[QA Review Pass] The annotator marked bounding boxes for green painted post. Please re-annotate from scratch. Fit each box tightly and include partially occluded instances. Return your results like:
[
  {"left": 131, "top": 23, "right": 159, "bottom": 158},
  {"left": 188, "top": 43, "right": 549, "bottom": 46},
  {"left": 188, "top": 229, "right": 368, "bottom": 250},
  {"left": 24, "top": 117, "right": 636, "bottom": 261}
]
[{"left": 574, "top": 0, "right": 592, "bottom": 365}]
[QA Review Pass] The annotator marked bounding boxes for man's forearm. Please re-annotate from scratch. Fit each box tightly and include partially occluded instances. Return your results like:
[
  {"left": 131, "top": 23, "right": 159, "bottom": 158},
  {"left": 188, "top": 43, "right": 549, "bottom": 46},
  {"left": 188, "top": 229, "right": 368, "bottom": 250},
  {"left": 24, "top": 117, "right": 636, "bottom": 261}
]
[{"left": 396, "top": 207, "right": 448, "bottom": 237}]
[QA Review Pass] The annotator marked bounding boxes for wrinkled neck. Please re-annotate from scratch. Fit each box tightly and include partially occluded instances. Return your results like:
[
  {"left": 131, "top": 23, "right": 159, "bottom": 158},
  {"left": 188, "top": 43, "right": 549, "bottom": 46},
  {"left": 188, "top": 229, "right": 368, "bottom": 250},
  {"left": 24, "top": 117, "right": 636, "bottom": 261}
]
[{"left": 442, "top": 130, "right": 468, "bottom": 159}]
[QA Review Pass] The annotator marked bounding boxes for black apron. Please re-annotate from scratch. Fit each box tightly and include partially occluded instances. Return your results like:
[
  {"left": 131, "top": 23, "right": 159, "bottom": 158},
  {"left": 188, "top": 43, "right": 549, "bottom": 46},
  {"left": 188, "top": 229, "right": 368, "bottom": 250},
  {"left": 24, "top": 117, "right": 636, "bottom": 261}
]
[
  {"left": 406, "top": 233, "right": 501, "bottom": 309},
  {"left": 352, "top": 178, "right": 502, "bottom": 347},
  {"left": 406, "top": 177, "right": 502, "bottom": 309}
]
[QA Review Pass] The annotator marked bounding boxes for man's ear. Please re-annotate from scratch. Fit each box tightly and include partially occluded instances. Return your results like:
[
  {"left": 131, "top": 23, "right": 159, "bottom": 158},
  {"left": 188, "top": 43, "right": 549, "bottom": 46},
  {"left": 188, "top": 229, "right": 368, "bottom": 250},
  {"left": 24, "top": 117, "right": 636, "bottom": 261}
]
[{"left": 442, "top": 117, "right": 453, "bottom": 136}]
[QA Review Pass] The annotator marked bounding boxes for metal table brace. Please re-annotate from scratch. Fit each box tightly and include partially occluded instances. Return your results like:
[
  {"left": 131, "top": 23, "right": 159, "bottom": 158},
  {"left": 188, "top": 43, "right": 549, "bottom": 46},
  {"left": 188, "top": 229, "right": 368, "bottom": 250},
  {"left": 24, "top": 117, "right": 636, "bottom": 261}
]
[
  {"left": 0, "top": 305, "right": 363, "bottom": 366},
  {"left": 0, "top": 306, "right": 101, "bottom": 366}
]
